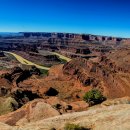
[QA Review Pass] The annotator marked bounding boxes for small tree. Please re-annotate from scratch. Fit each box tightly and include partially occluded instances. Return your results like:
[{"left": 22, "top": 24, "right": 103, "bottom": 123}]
[{"left": 83, "top": 89, "right": 106, "bottom": 105}]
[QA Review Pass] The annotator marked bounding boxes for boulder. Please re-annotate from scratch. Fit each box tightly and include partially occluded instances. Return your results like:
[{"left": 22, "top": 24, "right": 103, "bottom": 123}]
[
  {"left": 0, "top": 99, "right": 60, "bottom": 126},
  {"left": 0, "top": 97, "right": 18, "bottom": 116}
]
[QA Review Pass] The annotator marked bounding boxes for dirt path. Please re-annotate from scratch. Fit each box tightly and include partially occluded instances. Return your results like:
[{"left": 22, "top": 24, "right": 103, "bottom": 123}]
[
  {"left": 4, "top": 51, "right": 71, "bottom": 70},
  {"left": 50, "top": 52, "right": 71, "bottom": 62},
  {"left": 4, "top": 51, "right": 50, "bottom": 70}
]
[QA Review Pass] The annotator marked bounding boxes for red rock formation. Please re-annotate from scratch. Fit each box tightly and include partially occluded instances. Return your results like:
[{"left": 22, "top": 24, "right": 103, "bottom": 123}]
[{"left": 62, "top": 49, "right": 130, "bottom": 98}]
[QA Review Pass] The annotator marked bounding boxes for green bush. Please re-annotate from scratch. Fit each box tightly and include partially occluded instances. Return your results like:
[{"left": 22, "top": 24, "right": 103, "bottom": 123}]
[
  {"left": 83, "top": 89, "right": 106, "bottom": 105},
  {"left": 39, "top": 69, "right": 48, "bottom": 76},
  {"left": 64, "top": 123, "right": 90, "bottom": 130},
  {"left": 60, "top": 58, "right": 67, "bottom": 64}
]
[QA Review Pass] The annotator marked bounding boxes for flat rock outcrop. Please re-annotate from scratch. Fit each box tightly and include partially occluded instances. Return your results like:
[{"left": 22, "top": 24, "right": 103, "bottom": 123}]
[
  {"left": 17, "top": 104, "right": 130, "bottom": 130},
  {"left": 0, "top": 103, "right": 129, "bottom": 130},
  {"left": 0, "top": 99, "right": 60, "bottom": 126},
  {"left": 0, "top": 97, "right": 130, "bottom": 130}
]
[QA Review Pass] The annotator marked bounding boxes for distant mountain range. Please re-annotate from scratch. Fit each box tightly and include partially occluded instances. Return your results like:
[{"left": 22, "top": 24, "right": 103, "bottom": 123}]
[
  {"left": 0, "top": 32, "right": 23, "bottom": 37},
  {"left": 0, "top": 32, "right": 129, "bottom": 39}
]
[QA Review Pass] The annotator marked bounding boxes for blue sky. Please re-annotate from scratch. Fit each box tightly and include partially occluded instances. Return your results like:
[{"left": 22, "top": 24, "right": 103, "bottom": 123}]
[{"left": 0, "top": 0, "right": 130, "bottom": 37}]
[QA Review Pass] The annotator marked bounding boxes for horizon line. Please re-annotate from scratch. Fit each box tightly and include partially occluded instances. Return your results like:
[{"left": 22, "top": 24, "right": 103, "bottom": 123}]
[{"left": 0, "top": 31, "right": 129, "bottom": 39}]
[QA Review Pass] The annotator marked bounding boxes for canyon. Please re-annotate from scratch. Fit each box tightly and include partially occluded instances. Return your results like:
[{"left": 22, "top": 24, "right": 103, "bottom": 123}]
[{"left": 0, "top": 32, "right": 130, "bottom": 130}]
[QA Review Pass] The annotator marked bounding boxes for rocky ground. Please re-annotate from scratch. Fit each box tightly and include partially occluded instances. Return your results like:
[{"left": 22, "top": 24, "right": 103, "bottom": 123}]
[
  {"left": 0, "top": 97, "right": 130, "bottom": 130},
  {"left": 0, "top": 49, "right": 129, "bottom": 129},
  {"left": 0, "top": 35, "right": 130, "bottom": 130}
]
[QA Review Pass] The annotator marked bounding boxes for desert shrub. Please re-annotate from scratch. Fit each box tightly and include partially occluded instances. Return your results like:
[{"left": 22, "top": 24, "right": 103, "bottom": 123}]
[
  {"left": 83, "top": 89, "right": 106, "bottom": 105},
  {"left": 39, "top": 69, "right": 48, "bottom": 76},
  {"left": 1, "top": 73, "right": 11, "bottom": 81},
  {"left": 64, "top": 123, "right": 90, "bottom": 130},
  {"left": 0, "top": 66, "right": 6, "bottom": 70},
  {"left": 60, "top": 58, "right": 67, "bottom": 64},
  {"left": 30, "top": 66, "right": 41, "bottom": 75}
]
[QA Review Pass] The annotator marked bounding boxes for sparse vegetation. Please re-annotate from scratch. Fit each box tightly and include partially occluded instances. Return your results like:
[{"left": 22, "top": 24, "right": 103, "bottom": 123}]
[
  {"left": 64, "top": 123, "right": 90, "bottom": 130},
  {"left": 83, "top": 89, "right": 106, "bottom": 105},
  {"left": 0, "top": 72, "right": 11, "bottom": 81},
  {"left": 60, "top": 58, "right": 67, "bottom": 64},
  {"left": 0, "top": 66, "right": 7, "bottom": 70},
  {"left": 39, "top": 69, "right": 48, "bottom": 76}
]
